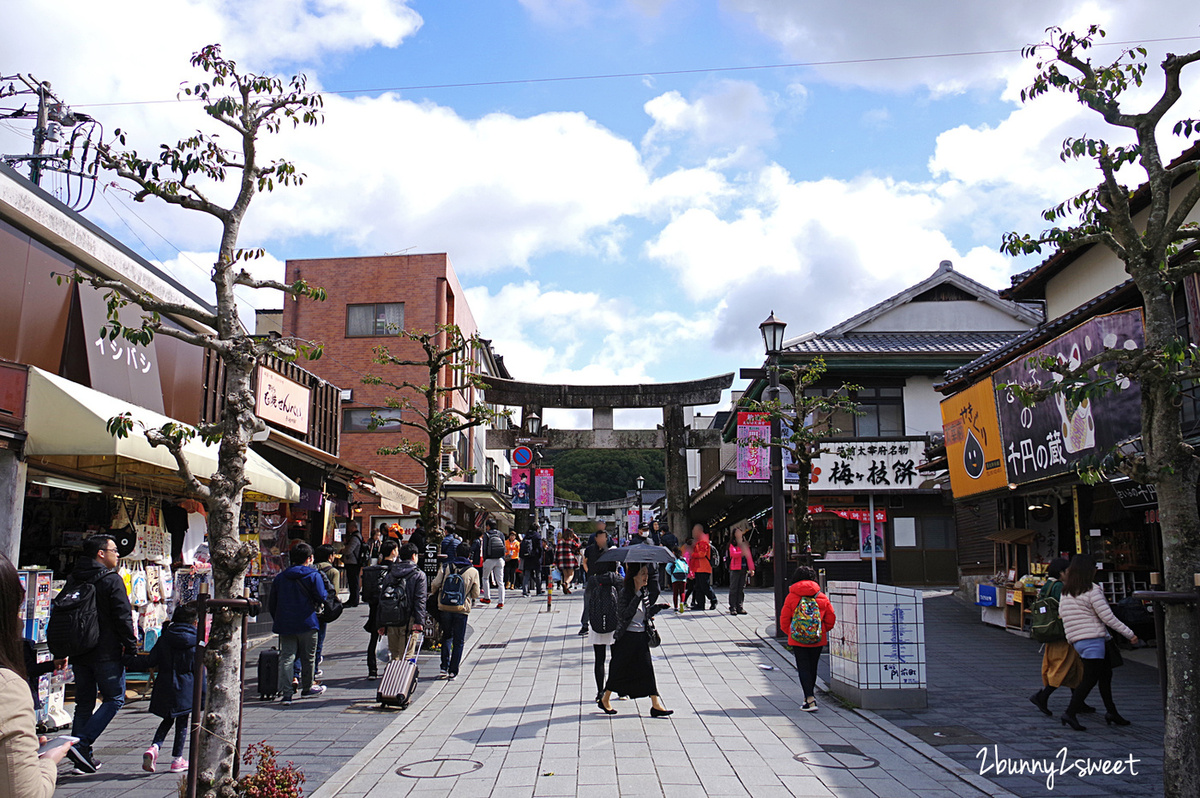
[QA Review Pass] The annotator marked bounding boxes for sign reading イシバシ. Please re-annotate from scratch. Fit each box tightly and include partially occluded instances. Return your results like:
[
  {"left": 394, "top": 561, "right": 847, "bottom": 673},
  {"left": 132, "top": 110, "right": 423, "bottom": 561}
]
[
  {"left": 995, "top": 309, "right": 1144, "bottom": 485},
  {"left": 255, "top": 366, "right": 311, "bottom": 433},
  {"left": 801, "top": 439, "right": 927, "bottom": 493}
]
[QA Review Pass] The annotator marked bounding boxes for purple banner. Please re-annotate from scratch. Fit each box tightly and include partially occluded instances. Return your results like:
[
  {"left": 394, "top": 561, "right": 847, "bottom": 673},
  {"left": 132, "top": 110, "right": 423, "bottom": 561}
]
[
  {"left": 737, "top": 412, "right": 770, "bottom": 482},
  {"left": 995, "top": 309, "right": 1144, "bottom": 484}
]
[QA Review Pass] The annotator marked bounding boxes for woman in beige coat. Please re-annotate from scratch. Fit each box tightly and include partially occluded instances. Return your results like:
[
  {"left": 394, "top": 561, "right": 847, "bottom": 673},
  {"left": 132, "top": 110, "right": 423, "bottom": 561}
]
[
  {"left": 1029, "top": 558, "right": 1085, "bottom": 717},
  {"left": 1, "top": 553, "right": 73, "bottom": 798}
]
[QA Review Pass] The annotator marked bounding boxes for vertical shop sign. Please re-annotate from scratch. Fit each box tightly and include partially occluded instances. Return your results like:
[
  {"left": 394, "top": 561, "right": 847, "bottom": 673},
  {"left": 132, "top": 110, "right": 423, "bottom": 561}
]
[
  {"left": 736, "top": 412, "right": 770, "bottom": 482},
  {"left": 995, "top": 310, "right": 1143, "bottom": 485},
  {"left": 511, "top": 468, "right": 531, "bottom": 509},
  {"left": 534, "top": 468, "right": 555, "bottom": 508},
  {"left": 941, "top": 379, "right": 1009, "bottom": 498}
]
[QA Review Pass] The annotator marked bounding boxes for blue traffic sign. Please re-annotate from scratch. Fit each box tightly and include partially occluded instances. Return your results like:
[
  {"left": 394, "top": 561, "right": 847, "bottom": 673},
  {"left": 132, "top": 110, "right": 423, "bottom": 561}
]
[{"left": 512, "top": 446, "right": 534, "bottom": 467}]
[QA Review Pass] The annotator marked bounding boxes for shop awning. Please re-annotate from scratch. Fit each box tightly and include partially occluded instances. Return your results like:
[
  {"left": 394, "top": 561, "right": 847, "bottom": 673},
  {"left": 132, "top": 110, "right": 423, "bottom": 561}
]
[
  {"left": 23, "top": 367, "right": 299, "bottom": 502},
  {"left": 986, "top": 527, "right": 1037, "bottom": 545},
  {"left": 369, "top": 471, "right": 421, "bottom": 514},
  {"left": 442, "top": 483, "right": 511, "bottom": 513}
]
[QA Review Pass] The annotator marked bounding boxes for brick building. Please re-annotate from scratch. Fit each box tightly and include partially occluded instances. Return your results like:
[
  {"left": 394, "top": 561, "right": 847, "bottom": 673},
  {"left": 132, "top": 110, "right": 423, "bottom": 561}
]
[{"left": 281, "top": 253, "right": 512, "bottom": 535}]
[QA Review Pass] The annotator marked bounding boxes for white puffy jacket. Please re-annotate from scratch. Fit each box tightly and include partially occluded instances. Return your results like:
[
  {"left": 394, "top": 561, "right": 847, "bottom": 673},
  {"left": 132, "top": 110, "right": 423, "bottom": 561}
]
[{"left": 1059, "top": 584, "right": 1135, "bottom": 644}]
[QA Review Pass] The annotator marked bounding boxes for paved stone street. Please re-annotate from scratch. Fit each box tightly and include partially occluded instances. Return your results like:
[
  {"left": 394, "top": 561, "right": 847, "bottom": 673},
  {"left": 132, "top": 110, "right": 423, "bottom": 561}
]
[{"left": 51, "top": 587, "right": 1165, "bottom": 798}]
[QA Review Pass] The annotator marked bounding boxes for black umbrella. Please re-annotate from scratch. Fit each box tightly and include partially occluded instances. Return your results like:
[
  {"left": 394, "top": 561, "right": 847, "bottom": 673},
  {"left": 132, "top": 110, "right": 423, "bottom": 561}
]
[{"left": 597, "top": 543, "right": 675, "bottom": 565}]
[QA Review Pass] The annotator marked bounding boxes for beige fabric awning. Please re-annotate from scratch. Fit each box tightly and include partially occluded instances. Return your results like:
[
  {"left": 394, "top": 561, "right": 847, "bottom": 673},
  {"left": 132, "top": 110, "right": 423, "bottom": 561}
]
[
  {"left": 23, "top": 367, "right": 300, "bottom": 502},
  {"left": 369, "top": 471, "right": 421, "bottom": 513}
]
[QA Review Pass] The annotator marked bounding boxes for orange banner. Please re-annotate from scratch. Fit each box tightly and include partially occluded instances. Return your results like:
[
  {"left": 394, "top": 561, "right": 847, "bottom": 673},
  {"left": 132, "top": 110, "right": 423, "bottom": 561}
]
[{"left": 941, "top": 378, "right": 1008, "bottom": 498}]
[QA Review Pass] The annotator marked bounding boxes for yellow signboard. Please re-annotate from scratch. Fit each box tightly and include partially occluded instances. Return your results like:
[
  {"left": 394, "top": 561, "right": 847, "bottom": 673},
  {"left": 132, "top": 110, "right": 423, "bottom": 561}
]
[{"left": 941, "top": 379, "right": 1009, "bottom": 498}]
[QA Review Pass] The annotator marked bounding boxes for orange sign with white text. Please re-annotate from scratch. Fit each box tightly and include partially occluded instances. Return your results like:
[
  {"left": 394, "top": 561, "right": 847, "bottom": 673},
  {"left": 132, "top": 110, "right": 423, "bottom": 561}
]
[{"left": 941, "top": 378, "right": 1008, "bottom": 498}]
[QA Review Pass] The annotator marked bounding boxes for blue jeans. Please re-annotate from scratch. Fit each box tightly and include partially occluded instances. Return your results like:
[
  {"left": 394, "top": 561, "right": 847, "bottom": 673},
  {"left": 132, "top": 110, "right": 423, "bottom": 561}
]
[
  {"left": 440, "top": 612, "right": 469, "bottom": 675},
  {"left": 71, "top": 659, "right": 126, "bottom": 749}
]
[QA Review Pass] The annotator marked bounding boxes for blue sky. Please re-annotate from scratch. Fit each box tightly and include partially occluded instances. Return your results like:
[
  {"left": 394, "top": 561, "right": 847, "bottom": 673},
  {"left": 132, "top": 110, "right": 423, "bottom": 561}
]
[{"left": 3, "top": 1, "right": 1199, "bottom": 424}]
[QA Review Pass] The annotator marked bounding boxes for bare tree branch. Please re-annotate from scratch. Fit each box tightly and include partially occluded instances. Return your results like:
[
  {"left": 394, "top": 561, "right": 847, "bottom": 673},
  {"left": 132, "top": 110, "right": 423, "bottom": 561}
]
[{"left": 144, "top": 428, "right": 212, "bottom": 500}]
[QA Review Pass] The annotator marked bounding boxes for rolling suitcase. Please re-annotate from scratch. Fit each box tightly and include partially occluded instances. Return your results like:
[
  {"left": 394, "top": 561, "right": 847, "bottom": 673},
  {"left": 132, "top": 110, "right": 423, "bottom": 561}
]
[
  {"left": 257, "top": 647, "right": 281, "bottom": 700},
  {"left": 377, "top": 631, "right": 423, "bottom": 709}
]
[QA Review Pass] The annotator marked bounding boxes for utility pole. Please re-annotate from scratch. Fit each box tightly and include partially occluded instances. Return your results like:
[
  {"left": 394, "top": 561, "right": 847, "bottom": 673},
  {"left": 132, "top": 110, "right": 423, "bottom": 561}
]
[{"left": 29, "top": 78, "right": 48, "bottom": 186}]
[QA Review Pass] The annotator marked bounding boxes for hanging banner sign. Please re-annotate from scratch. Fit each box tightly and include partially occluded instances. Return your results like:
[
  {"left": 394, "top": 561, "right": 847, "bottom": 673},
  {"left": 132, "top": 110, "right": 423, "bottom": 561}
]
[
  {"left": 808, "top": 505, "right": 888, "bottom": 523},
  {"left": 801, "top": 439, "right": 926, "bottom": 492},
  {"left": 941, "top": 378, "right": 1009, "bottom": 498},
  {"left": 626, "top": 508, "right": 641, "bottom": 538},
  {"left": 511, "top": 468, "right": 531, "bottom": 510},
  {"left": 995, "top": 309, "right": 1143, "bottom": 485},
  {"left": 737, "top": 412, "right": 770, "bottom": 482},
  {"left": 534, "top": 468, "right": 555, "bottom": 508}
]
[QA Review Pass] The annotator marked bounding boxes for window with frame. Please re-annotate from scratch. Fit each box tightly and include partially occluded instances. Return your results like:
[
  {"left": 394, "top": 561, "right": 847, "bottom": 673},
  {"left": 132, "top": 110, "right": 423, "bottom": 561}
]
[
  {"left": 342, "top": 407, "right": 404, "bottom": 432},
  {"left": 802, "top": 385, "right": 905, "bottom": 438},
  {"left": 346, "top": 303, "right": 404, "bottom": 337}
]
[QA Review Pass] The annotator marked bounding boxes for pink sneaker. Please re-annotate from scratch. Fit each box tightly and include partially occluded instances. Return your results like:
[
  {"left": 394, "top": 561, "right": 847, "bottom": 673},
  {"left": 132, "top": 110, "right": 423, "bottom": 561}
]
[
  {"left": 142, "top": 744, "right": 159, "bottom": 772},
  {"left": 170, "top": 757, "right": 189, "bottom": 773}
]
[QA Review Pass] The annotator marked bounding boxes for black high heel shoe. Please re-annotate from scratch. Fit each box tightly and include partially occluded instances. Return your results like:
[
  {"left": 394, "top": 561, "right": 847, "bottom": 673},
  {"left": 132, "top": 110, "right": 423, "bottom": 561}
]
[
  {"left": 597, "top": 698, "right": 616, "bottom": 715},
  {"left": 650, "top": 707, "right": 674, "bottom": 718},
  {"left": 1104, "top": 713, "right": 1131, "bottom": 726},
  {"left": 1060, "top": 713, "right": 1086, "bottom": 731},
  {"left": 1030, "top": 691, "right": 1051, "bottom": 717}
]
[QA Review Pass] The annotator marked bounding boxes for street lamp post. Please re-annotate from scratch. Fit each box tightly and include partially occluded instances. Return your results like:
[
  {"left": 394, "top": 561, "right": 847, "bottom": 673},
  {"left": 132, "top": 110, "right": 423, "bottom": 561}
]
[
  {"left": 636, "top": 474, "right": 645, "bottom": 532},
  {"left": 760, "top": 311, "right": 788, "bottom": 637}
]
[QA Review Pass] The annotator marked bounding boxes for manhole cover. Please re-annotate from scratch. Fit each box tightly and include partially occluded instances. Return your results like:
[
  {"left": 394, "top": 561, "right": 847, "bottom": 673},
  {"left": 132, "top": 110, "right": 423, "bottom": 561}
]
[
  {"left": 734, "top": 642, "right": 764, "bottom": 648},
  {"left": 794, "top": 743, "right": 879, "bottom": 771},
  {"left": 397, "top": 759, "right": 484, "bottom": 778},
  {"left": 905, "top": 725, "right": 993, "bottom": 747},
  {"left": 478, "top": 643, "right": 508, "bottom": 649}
]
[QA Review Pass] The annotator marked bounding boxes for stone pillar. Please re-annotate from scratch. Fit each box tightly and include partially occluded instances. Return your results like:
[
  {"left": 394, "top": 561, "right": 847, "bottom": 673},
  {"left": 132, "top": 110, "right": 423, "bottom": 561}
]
[
  {"left": 0, "top": 449, "right": 27, "bottom": 564},
  {"left": 663, "top": 404, "right": 689, "bottom": 543}
]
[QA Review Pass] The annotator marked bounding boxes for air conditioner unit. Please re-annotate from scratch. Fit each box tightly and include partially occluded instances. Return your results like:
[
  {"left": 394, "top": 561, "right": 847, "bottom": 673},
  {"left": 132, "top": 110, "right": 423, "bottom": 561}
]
[{"left": 441, "top": 451, "right": 458, "bottom": 474}]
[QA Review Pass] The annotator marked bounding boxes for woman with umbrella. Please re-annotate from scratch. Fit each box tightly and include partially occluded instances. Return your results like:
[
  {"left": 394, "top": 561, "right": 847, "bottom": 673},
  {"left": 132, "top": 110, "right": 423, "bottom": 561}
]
[{"left": 597, "top": 546, "right": 674, "bottom": 718}]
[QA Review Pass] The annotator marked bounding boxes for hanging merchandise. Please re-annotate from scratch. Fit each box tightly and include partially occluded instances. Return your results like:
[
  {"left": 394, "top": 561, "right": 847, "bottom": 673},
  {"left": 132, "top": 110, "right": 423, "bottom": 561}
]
[{"left": 130, "top": 566, "right": 148, "bottom": 607}]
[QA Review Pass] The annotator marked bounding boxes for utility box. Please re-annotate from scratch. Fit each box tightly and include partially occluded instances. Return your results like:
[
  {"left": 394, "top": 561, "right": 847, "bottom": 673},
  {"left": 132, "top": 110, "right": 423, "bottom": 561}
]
[{"left": 826, "top": 581, "right": 927, "bottom": 709}]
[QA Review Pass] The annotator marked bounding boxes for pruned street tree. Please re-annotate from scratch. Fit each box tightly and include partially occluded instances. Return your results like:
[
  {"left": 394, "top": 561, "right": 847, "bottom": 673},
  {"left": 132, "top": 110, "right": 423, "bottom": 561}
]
[
  {"left": 739, "top": 357, "right": 860, "bottom": 559},
  {"left": 1000, "top": 26, "right": 1200, "bottom": 798},
  {"left": 61, "top": 45, "right": 326, "bottom": 796},
  {"left": 362, "top": 323, "right": 508, "bottom": 534}
]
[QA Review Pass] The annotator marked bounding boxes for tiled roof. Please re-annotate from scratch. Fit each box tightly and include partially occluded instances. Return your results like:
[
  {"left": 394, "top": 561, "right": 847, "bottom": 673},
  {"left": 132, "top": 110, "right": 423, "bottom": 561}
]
[{"left": 785, "top": 331, "right": 1022, "bottom": 355}]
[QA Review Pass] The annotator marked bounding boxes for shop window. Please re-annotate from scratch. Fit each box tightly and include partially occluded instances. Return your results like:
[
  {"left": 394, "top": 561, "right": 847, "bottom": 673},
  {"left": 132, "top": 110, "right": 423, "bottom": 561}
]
[
  {"left": 346, "top": 303, "right": 404, "bottom": 337},
  {"left": 342, "top": 407, "right": 403, "bottom": 432},
  {"left": 803, "top": 385, "right": 905, "bottom": 438},
  {"left": 921, "top": 516, "right": 956, "bottom": 550},
  {"left": 809, "top": 516, "right": 859, "bottom": 557}
]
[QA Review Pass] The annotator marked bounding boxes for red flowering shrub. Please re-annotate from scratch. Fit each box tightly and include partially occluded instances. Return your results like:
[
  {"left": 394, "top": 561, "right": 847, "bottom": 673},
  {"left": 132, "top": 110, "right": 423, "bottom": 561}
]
[{"left": 237, "top": 743, "right": 305, "bottom": 798}]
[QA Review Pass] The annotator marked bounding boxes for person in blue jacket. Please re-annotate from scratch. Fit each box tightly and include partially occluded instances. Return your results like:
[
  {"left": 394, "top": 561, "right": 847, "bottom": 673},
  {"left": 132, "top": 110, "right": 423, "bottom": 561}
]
[
  {"left": 269, "top": 543, "right": 328, "bottom": 705},
  {"left": 130, "top": 604, "right": 200, "bottom": 773}
]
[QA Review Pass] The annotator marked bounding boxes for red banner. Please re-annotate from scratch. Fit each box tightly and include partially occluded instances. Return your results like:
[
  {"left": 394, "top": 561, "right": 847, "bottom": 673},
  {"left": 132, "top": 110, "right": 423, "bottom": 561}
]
[{"left": 807, "top": 505, "right": 887, "bottom": 523}]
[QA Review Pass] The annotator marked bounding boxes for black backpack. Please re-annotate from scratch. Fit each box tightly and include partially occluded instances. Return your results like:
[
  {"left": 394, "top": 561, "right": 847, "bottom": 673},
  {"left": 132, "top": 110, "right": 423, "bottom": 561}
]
[
  {"left": 587, "top": 573, "right": 620, "bottom": 634},
  {"left": 47, "top": 572, "right": 105, "bottom": 658},
  {"left": 361, "top": 564, "right": 389, "bottom": 605},
  {"left": 486, "top": 532, "right": 505, "bottom": 560},
  {"left": 520, "top": 536, "right": 533, "bottom": 558},
  {"left": 378, "top": 569, "right": 413, "bottom": 627}
]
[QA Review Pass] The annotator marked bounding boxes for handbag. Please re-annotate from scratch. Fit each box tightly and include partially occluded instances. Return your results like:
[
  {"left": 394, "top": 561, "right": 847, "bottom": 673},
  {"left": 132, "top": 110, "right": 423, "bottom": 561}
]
[
  {"left": 643, "top": 596, "right": 661, "bottom": 648},
  {"left": 1105, "top": 639, "right": 1124, "bottom": 668}
]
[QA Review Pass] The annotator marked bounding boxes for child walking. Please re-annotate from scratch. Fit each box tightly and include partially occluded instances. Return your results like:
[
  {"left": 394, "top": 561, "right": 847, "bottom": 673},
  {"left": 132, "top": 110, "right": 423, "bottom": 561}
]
[
  {"left": 131, "top": 604, "right": 200, "bottom": 773},
  {"left": 669, "top": 548, "right": 689, "bottom": 612}
]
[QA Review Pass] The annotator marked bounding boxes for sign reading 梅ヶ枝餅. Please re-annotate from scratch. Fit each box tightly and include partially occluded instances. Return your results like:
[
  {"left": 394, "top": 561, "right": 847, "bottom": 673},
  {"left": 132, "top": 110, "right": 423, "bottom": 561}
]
[
  {"left": 941, "top": 378, "right": 1009, "bottom": 499},
  {"left": 995, "top": 309, "right": 1143, "bottom": 486},
  {"left": 255, "top": 366, "right": 311, "bottom": 433},
  {"left": 799, "top": 439, "right": 927, "bottom": 492}
]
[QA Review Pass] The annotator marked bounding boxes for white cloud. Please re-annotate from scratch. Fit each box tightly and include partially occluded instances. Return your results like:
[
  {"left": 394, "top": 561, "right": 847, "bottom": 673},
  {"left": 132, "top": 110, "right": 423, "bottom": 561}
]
[{"left": 642, "top": 81, "right": 777, "bottom": 165}]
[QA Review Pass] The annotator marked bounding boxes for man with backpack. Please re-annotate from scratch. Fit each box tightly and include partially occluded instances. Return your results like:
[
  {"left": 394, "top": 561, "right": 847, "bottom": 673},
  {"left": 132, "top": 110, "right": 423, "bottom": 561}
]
[
  {"left": 361, "top": 540, "right": 397, "bottom": 679},
  {"left": 479, "top": 521, "right": 507, "bottom": 608},
  {"left": 269, "top": 543, "right": 329, "bottom": 705},
  {"left": 521, "top": 528, "right": 544, "bottom": 596},
  {"left": 51, "top": 534, "right": 137, "bottom": 774},
  {"left": 780, "top": 565, "right": 836, "bottom": 712},
  {"left": 377, "top": 543, "right": 427, "bottom": 661},
  {"left": 430, "top": 543, "right": 480, "bottom": 679},
  {"left": 578, "top": 522, "right": 616, "bottom": 636}
]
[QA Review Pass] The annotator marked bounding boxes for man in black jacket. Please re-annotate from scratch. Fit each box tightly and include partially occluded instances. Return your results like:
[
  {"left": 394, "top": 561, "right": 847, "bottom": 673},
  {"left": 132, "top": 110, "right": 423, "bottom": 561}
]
[
  {"left": 342, "top": 523, "right": 364, "bottom": 607},
  {"left": 379, "top": 543, "right": 428, "bottom": 660},
  {"left": 67, "top": 534, "right": 137, "bottom": 773}
]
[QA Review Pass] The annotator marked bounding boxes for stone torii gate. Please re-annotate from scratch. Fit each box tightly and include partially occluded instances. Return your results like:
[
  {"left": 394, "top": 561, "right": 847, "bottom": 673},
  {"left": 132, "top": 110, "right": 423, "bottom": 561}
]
[{"left": 483, "top": 374, "right": 733, "bottom": 539}]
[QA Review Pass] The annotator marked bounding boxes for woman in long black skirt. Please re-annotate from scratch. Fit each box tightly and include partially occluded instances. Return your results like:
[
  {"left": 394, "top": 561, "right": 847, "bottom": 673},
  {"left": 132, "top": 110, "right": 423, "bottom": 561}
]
[{"left": 599, "top": 563, "right": 673, "bottom": 717}]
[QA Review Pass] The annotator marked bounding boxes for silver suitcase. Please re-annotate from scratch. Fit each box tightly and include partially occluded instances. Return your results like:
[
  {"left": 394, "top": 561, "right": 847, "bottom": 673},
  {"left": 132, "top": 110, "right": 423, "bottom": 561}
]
[{"left": 377, "top": 631, "right": 422, "bottom": 708}]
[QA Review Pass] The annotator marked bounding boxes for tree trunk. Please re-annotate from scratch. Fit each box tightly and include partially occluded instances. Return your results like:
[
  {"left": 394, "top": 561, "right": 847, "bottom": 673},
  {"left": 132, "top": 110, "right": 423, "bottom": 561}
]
[
  {"left": 1140, "top": 283, "right": 1200, "bottom": 798},
  {"left": 198, "top": 357, "right": 255, "bottom": 797}
]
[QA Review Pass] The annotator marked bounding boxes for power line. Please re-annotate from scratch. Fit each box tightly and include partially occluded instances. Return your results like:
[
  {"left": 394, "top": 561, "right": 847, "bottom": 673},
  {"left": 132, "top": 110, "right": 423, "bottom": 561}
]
[{"left": 72, "top": 35, "right": 1200, "bottom": 109}]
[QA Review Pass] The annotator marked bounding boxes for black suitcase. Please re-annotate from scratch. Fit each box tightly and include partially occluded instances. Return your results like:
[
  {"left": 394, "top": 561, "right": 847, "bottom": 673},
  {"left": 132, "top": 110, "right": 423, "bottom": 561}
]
[
  {"left": 378, "top": 632, "right": 422, "bottom": 708},
  {"left": 257, "top": 647, "right": 281, "bottom": 700}
]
